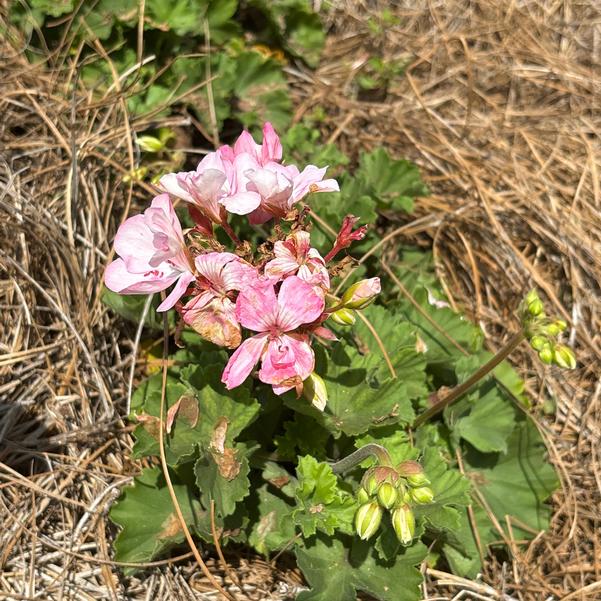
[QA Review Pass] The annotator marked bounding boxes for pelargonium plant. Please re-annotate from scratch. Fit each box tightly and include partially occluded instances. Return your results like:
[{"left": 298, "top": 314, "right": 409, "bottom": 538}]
[{"left": 105, "top": 124, "right": 575, "bottom": 601}]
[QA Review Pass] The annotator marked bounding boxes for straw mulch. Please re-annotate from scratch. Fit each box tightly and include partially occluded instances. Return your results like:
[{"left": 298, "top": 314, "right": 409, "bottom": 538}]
[
  {"left": 0, "top": 0, "right": 600, "bottom": 599},
  {"left": 291, "top": 0, "right": 600, "bottom": 598}
]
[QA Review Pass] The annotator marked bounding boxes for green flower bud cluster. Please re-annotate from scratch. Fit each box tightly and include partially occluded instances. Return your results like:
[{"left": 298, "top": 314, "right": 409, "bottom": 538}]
[
  {"left": 520, "top": 290, "right": 576, "bottom": 369},
  {"left": 354, "top": 460, "right": 434, "bottom": 545},
  {"left": 327, "top": 278, "right": 381, "bottom": 327}
]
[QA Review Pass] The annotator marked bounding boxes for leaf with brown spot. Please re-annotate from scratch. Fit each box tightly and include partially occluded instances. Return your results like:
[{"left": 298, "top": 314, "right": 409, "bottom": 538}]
[
  {"left": 212, "top": 446, "right": 241, "bottom": 481},
  {"left": 210, "top": 416, "right": 229, "bottom": 454}
]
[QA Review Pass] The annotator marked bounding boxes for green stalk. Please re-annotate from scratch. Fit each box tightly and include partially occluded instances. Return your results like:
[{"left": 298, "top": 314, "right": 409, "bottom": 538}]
[
  {"left": 413, "top": 330, "right": 526, "bottom": 428},
  {"left": 329, "top": 444, "right": 393, "bottom": 474}
]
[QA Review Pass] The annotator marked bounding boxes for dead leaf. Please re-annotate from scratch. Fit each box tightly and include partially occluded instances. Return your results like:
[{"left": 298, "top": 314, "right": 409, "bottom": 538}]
[
  {"left": 166, "top": 398, "right": 182, "bottom": 434},
  {"left": 213, "top": 447, "right": 241, "bottom": 481},
  {"left": 135, "top": 413, "right": 160, "bottom": 440},
  {"left": 210, "top": 417, "right": 229, "bottom": 454},
  {"left": 159, "top": 513, "right": 182, "bottom": 538}
]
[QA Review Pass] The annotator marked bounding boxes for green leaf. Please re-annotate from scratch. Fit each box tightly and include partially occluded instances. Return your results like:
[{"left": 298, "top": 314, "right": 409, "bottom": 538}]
[
  {"left": 131, "top": 363, "right": 260, "bottom": 465},
  {"left": 441, "top": 506, "right": 496, "bottom": 578},
  {"left": 275, "top": 414, "right": 330, "bottom": 461},
  {"left": 195, "top": 442, "right": 255, "bottom": 518},
  {"left": 354, "top": 148, "right": 428, "bottom": 214},
  {"left": 285, "top": 342, "right": 417, "bottom": 437},
  {"left": 293, "top": 456, "right": 357, "bottom": 537},
  {"left": 101, "top": 287, "right": 164, "bottom": 331},
  {"left": 248, "top": 485, "right": 295, "bottom": 555},
  {"left": 448, "top": 379, "right": 517, "bottom": 454},
  {"left": 296, "top": 534, "right": 427, "bottom": 601},
  {"left": 414, "top": 445, "right": 471, "bottom": 532},
  {"left": 110, "top": 467, "right": 204, "bottom": 573},
  {"left": 463, "top": 419, "right": 559, "bottom": 539},
  {"left": 394, "top": 287, "right": 484, "bottom": 363}
]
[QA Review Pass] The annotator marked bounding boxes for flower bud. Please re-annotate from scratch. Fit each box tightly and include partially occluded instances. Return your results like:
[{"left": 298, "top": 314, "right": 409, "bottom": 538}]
[
  {"left": 538, "top": 345, "right": 554, "bottom": 364},
  {"left": 357, "top": 487, "right": 370, "bottom": 504},
  {"left": 528, "top": 298, "right": 544, "bottom": 317},
  {"left": 410, "top": 486, "right": 434, "bottom": 504},
  {"left": 391, "top": 504, "right": 415, "bottom": 545},
  {"left": 303, "top": 372, "right": 328, "bottom": 411},
  {"left": 377, "top": 482, "right": 398, "bottom": 509},
  {"left": 340, "top": 278, "right": 381, "bottom": 310},
  {"left": 553, "top": 344, "right": 576, "bottom": 369},
  {"left": 530, "top": 335, "right": 548, "bottom": 351},
  {"left": 355, "top": 502, "right": 382, "bottom": 540},
  {"left": 546, "top": 319, "right": 567, "bottom": 337},
  {"left": 397, "top": 460, "right": 430, "bottom": 487},
  {"left": 330, "top": 308, "right": 356, "bottom": 326},
  {"left": 136, "top": 135, "right": 165, "bottom": 153}
]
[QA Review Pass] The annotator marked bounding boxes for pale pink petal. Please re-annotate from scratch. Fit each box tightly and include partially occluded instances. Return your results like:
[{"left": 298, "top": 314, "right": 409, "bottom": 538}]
[
  {"left": 194, "top": 252, "right": 239, "bottom": 289},
  {"left": 264, "top": 255, "right": 300, "bottom": 280},
  {"left": 113, "top": 214, "right": 155, "bottom": 273},
  {"left": 220, "top": 191, "right": 262, "bottom": 215},
  {"left": 291, "top": 165, "right": 340, "bottom": 203},
  {"left": 157, "top": 271, "right": 195, "bottom": 312},
  {"left": 235, "top": 281, "right": 278, "bottom": 332},
  {"left": 261, "top": 122, "right": 282, "bottom": 164},
  {"left": 159, "top": 172, "right": 195, "bottom": 204},
  {"left": 275, "top": 276, "right": 325, "bottom": 331},
  {"left": 182, "top": 290, "right": 216, "bottom": 314},
  {"left": 233, "top": 130, "right": 260, "bottom": 159},
  {"left": 222, "top": 333, "right": 269, "bottom": 389},
  {"left": 258, "top": 334, "right": 314, "bottom": 389},
  {"left": 217, "top": 144, "right": 235, "bottom": 162},
  {"left": 222, "top": 259, "right": 258, "bottom": 291},
  {"left": 105, "top": 258, "right": 178, "bottom": 294}
]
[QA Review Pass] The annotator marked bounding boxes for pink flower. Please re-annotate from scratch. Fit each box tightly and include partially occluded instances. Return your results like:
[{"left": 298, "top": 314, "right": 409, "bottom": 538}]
[
  {"left": 105, "top": 194, "right": 194, "bottom": 311},
  {"left": 158, "top": 150, "right": 234, "bottom": 224},
  {"left": 264, "top": 231, "right": 330, "bottom": 289},
  {"left": 218, "top": 123, "right": 339, "bottom": 224},
  {"left": 181, "top": 253, "right": 257, "bottom": 349},
  {"left": 221, "top": 276, "right": 325, "bottom": 394}
]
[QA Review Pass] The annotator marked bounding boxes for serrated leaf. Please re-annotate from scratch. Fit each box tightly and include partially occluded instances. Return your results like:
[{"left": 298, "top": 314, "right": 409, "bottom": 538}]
[
  {"left": 293, "top": 456, "right": 357, "bottom": 537},
  {"left": 285, "top": 341, "right": 418, "bottom": 437},
  {"left": 249, "top": 485, "right": 295, "bottom": 555},
  {"left": 354, "top": 148, "right": 428, "bottom": 213},
  {"left": 131, "top": 364, "right": 259, "bottom": 465},
  {"left": 275, "top": 414, "right": 330, "bottom": 461},
  {"left": 296, "top": 534, "right": 427, "bottom": 601},
  {"left": 101, "top": 287, "right": 165, "bottom": 331},
  {"left": 110, "top": 467, "right": 204, "bottom": 573},
  {"left": 195, "top": 442, "right": 255, "bottom": 518}
]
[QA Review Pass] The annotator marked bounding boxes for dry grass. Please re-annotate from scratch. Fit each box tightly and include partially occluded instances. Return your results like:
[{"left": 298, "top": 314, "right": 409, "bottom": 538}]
[
  {"left": 290, "top": 0, "right": 601, "bottom": 598},
  {"left": 1, "top": 0, "right": 600, "bottom": 599}
]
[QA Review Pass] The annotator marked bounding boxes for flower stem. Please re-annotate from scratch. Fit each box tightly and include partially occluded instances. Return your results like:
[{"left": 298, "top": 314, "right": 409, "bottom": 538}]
[
  {"left": 221, "top": 220, "right": 241, "bottom": 246},
  {"left": 329, "top": 444, "right": 393, "bottom": 474},
  {"left": 413, "top": 330, "right": 526, "bottom": 427}
]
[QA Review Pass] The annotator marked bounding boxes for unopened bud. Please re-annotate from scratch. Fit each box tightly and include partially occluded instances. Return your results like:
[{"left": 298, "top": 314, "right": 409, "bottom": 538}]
[
  {"left": 538, "top": 345, "right": 554, "bottom": 364},
  {"left": 137, "top": 135, "right": 165, "bottom": 153},
  {"left": 355, "top": 502, "right": 382, "bottom": 540},
  {"left": 330, "top": 308, "right": 356, "bottom": 326},
  {"left": 357, "top": 487, "right": 370, "bottom": 504},
  {"left": 363, "top": 473, "right": 379, "bottom": 496},
  {"left": 553, "top": 344, "right": 576, "bottom": 369},
  {"left": 530, "top": 335, "right": 548, "bottom": 351},
  {"left": 303, "top": 373, "right": 328, "bottom": 411},
  {"left": 391, "top": 504, "right": 415, "bottom": 545},
  {"left": 528, "top": 298, "right": 544, "bottom": 317},
  {"left": 546, "top": 319, "right": 567, "bottom": 337},
  {"left": 377, "top": 482, "right": 398, "bottom": 509},
  {"left": 397, "top": 460, "right": 430, "bottom": 487},
  {"left": 340, "top": 278, "right": 381, "bottom": 310},
  {"left": 410, "top": 486, "right": 434, "bottom": 504}
]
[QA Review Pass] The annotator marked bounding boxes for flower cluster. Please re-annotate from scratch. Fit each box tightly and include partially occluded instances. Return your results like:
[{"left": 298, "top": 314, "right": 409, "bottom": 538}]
[
  {"left": 520, "top": 289, "right": 576, "bottom": 369},
  {"left": 354, "top": 460, "right": 434, "bottom": 544},
  {"left": 105, "top": 123, "right": 381, "bottom": 404}
]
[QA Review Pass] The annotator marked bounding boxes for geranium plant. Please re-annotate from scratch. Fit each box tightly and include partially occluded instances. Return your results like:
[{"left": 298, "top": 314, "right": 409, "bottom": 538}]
[{"left": 105, "top": 124, "right": 574, "bottom": 600}]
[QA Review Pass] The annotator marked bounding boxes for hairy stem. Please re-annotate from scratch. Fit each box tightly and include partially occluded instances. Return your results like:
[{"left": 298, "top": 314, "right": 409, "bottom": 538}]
[
  {"left": 413, "top": 330, "right": 526, "bottom": 427},
  {"left": 329, "top": 444, "right": 393, "bottom": 474}
]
